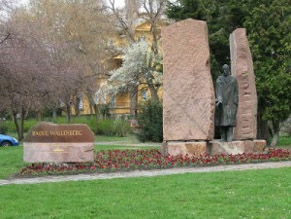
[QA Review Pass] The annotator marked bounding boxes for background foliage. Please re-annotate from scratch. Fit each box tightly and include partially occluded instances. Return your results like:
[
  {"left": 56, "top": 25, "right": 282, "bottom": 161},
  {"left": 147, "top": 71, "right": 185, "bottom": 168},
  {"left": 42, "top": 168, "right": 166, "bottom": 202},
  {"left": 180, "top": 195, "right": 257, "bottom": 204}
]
[{"left": 137, "top": 100, "right": 163, "bottom": 142}]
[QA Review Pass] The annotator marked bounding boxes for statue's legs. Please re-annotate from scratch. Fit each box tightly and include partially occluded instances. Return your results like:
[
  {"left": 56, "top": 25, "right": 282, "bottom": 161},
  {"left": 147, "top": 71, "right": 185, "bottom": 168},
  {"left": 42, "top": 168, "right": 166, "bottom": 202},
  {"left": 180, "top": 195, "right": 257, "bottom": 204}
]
[
  {"left": 226, "top": 127, "right": 234, "bottom": 142},
  {"left": 219, "top": 126, "right": 234, "bottom": 142},
  {"left": 219, "top": 127, "right": 227, "bottom": 142}
]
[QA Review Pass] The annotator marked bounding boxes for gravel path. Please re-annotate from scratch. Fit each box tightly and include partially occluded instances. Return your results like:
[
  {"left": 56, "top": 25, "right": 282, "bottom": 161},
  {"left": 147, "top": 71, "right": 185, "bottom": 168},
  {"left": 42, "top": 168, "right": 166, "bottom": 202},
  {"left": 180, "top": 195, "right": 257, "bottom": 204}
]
[
  {"left": 95, "top": 141, "right": 161, "bottom": 147},
  {"left": 1, "top": 161, "right": 290, "bottom": 186}
]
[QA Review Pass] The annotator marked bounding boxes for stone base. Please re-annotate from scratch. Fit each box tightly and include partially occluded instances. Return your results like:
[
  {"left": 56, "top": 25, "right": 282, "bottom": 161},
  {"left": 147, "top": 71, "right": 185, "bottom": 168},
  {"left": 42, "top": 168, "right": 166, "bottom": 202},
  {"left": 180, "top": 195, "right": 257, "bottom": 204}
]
[
  {"left": 162, "top": 140, "right": 266, "bottom": 157},
  {"left": 162, "top": 141, "right": 208, "bottom": 157},
  {"left": 24, "top": 142, "right": 94, "bottom": 163},
  {"left": 209, "top": 140, "right": 266, "bottom": 155}
]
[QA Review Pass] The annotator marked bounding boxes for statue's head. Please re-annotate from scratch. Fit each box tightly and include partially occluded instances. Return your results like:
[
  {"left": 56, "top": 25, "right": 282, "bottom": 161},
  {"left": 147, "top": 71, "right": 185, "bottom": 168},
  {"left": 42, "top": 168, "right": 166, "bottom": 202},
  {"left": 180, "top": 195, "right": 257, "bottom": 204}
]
[{"left": 222, "top": 64, "right": 230, "bottom": 77}]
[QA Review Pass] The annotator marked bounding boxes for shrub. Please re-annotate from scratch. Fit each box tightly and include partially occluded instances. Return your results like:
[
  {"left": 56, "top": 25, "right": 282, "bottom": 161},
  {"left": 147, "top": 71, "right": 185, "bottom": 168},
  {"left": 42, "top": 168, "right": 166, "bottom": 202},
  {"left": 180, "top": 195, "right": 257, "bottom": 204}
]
[
  {"left": 99, "top": 104, "right": 111, "bottom": 119},
  {"left": 137, "top": 100, "right": 163, "bottom": 142},
  {"left": 23, "top": 119, "right": 39, "bottom": 132},
  {"left": 97, "top": 119, "right": 115, "bottom": 136},
  {"left": 113, "top": 118, "right": 132, "bottom": 137},
  {"left": 2, "top": 119, "right": 16, "bottom": 133},
  {"left": 96, "top": 119, "right": 132, "bottom": 136},
  {"left": 0, "top": 119, "right": 8, "bottom": 134}
]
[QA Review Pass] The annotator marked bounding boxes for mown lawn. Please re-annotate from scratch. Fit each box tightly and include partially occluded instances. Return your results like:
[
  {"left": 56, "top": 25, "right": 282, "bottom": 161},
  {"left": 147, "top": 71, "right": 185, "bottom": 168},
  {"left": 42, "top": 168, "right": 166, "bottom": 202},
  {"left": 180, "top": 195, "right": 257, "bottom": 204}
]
[
  {"left": 0, "top": 168, "right": 290, "bottom": 219},
  {"left": 0, "top": 135, "right": 290, "bottom": 218}
]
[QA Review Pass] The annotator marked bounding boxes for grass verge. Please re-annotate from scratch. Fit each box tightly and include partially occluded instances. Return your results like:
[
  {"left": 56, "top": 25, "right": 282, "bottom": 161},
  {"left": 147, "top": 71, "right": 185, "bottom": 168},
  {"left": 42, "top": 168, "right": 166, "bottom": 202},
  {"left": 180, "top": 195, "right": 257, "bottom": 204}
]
[
  {"left": 0, "top": 168, "right": 290, "bottom": 219},
  {"left": 0, "top": 146, "right": 25, "bottom": 179}
]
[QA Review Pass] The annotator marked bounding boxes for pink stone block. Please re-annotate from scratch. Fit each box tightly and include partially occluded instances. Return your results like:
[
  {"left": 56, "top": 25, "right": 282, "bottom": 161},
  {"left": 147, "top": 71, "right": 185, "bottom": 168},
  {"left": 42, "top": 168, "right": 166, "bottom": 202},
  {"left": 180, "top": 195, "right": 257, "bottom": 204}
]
[
  {"left": 166, "top": 141, "right": 207, "bottom": 157},
  {"left": 162, "top": 19, "right": 215, "bottom": 141},
  {"left": 253, "top": 140, "right": 266, "bottom": 153},
  {"left": 210, "top": 140, "right": 266, "bottom": 155},
  {"left": 23, "top": 142, "right": 94, "bottom": 163},
  {"left": 230, "top": 28, "right": 257, "bottom": 140},
  {"left": 23, "top": 122, "right": 95, "bottom": 163}
]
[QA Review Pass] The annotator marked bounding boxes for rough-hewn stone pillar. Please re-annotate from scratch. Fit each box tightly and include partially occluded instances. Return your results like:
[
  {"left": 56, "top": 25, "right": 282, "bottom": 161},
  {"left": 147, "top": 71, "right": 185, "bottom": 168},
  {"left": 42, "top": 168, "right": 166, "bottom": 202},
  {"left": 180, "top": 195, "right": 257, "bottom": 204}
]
[
  {"left": 230, "top": 28, "right": 257, "bottom": 140},
  {"left": 162, "top": 19, "right": 215, "bottom": 143}
]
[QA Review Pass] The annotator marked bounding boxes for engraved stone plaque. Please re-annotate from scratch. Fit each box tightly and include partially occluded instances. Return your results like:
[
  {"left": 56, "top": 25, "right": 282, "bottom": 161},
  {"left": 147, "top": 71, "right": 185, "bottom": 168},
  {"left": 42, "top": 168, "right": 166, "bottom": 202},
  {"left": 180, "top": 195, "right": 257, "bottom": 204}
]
[{"left": 23, "top": 122, "right": 94, "bottom": 163}]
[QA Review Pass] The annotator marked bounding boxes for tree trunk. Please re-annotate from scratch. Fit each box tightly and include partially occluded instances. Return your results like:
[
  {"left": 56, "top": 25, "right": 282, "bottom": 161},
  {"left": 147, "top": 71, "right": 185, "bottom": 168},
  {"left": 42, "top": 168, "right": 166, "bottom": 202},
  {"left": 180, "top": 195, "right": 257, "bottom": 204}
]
[
  {"left": 20, "top": 108, "right": 25, "bottom": 140},
  {"left": 52, "top": 108, "right": 57, "bottom": 122},
  {"left": 12, "top": 109, "right": 24, "bottom": 141},
  {"left": 130, "top": 86, "right": 138, "bottom": 119},
  {"left": 257, "top": 113, "right": 270, "bottom": 145},
  {"left": 86, "top": 92, "right": 95, "bottom": 116},
  {"left": 148, "top": 83, "right": 159, "bottom": 101},
  {"left": 74, "top": 97, "right": 80, "bottom": 117},
  {"left": 66, "top": 103, "right": 72, "bottom": 124},
  {"left": 37, "top": 110, "right": 42, "bottom": 121},
  {"left": 270, "top": 120, "right": 280, "bottom": 147},
  {"left": 12, "top": 111, "right": 21, "bottom": 141}
]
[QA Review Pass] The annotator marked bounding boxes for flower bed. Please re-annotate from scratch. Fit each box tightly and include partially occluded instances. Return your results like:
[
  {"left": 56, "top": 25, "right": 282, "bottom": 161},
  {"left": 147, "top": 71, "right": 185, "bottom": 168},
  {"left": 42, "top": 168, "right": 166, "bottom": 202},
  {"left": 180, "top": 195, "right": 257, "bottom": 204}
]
[{"left": 20, "top": 148, "right": 291, "bottom": 176}]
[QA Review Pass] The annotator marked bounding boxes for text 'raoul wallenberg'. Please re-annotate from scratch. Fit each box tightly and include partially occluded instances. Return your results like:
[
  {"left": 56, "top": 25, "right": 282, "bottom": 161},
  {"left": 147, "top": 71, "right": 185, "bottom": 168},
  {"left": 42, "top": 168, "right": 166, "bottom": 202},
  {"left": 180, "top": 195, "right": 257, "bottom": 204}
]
[{"left": 32, "top": 130, "right": 82, "bottom": 137}]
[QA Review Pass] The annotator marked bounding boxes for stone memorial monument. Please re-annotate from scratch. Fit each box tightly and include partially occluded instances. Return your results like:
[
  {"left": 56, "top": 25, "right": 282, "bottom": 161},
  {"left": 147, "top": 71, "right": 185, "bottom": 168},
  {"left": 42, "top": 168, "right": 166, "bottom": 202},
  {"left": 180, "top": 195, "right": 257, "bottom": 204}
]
[
  {"left": 162, "top": 20, "right": 265, "bottom": 156},
  {"left": 210, "top": 28, "right": 266, "bottom": 155},
  {"left": 23, "top": 122, "right": 94, "bottom": 163},
  {"left": 230, "top": 28, "right": 258, "bottom": 140},
  {"left": 162, "top": 19, "right": 215, "bottom": 156}
]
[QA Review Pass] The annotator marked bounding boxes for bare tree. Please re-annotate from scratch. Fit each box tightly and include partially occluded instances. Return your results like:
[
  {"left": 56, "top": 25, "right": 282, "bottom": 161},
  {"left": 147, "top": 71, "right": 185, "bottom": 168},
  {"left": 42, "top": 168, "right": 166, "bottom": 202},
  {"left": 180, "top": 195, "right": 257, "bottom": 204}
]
[
  {"left": 0, "top": 25, "right": 55, "bottom": 140},
  {"left": 18, "top": 0, "right": 114, "bottom": 122}
]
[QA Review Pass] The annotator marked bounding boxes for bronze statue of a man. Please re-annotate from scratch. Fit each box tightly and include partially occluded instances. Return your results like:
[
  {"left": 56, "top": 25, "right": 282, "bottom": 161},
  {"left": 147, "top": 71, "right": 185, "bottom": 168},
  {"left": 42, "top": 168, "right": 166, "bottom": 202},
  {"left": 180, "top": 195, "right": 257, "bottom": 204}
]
[{"left": 215, "top": 64, "right": 239, "bottom": 142}]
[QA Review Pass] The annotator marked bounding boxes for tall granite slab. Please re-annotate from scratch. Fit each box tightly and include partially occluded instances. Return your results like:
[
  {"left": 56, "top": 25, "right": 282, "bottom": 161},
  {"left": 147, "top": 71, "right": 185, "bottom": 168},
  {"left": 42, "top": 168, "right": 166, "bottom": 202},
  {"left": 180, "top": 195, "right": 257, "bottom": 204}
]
[
  {"left": 162, "top": 19, "right": 215, "bottom": 141},
  {"left": 23, "top": 122, "right": 94, "bottom": 163},
  {"left": 230, "top": 28, "right": 257, "bottom": 140}
]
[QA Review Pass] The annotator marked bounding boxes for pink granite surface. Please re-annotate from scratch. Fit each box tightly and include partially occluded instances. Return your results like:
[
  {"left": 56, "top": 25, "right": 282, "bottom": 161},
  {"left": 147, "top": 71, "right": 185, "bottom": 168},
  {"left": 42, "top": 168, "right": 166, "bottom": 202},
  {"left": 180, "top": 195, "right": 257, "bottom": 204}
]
[
  {"left": 162, "top": 19, "right": 215, "bottom": 141},
  {"left": 23, "top": 122, "right": 94, "bottom": 163},
  {"left": 24, "top": 142, "right": 94, "bottom": 163},
  {"left": 230, "top": 28, "right": 257, "bottom": 140},
  {"left": 166, "top": 141, "right": 208, "bottom": 157},
  {"left": 210, "top": 140, "right": 265, "bottom": 155}
]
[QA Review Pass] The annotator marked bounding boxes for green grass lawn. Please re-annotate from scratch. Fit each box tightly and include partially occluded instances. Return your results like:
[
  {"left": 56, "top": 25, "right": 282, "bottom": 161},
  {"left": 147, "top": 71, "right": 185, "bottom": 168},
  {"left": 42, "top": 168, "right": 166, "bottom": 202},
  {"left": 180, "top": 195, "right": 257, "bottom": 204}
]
[
  {"left": 277, "top": 136, "right": 291, "bottom": 147},
  {"left": 0, "top": 168, "right": 290, "bottom": 219},
  {"left": 95, "top": 134, "right": 141, "bottom": 143},
  {"left": 0, "top": 136, "right": 290, "bottom": 218},
  {"left": 0, "top": 146, "right": 25, "bottom": 179}
]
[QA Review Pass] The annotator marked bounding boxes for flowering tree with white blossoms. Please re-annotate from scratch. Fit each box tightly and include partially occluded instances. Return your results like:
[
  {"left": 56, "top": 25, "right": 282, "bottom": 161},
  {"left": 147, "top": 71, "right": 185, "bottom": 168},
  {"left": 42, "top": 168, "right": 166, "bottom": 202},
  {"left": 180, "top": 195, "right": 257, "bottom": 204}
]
[{"left": 100, "top": 39, "right": 162, "bottom": 116}]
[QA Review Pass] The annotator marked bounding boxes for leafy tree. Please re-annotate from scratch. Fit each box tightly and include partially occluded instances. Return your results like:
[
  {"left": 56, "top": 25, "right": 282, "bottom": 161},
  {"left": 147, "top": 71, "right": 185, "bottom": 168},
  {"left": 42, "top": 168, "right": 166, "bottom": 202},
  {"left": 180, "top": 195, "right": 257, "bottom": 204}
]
[
  {"left": 244, "top": 0, "right": 291, "bottom": 146},
  {"left": 106, "top": 0, "right": 166, "bottom": 116},
  {"left": 100, "top": 39, "right": 162, "bottom": 116}
]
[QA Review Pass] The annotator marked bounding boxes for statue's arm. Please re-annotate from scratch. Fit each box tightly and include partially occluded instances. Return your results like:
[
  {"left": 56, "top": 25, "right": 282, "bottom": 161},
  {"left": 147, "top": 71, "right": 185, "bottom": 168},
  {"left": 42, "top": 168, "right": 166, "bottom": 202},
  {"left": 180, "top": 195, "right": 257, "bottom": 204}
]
[{"left": 215, "top": 78, "right": 223, "bottom": 106}]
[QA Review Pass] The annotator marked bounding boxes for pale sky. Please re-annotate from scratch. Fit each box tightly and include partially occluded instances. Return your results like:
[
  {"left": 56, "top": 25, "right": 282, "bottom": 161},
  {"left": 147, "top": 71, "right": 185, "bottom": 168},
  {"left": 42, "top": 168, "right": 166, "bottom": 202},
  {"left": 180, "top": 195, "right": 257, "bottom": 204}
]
[{"left": 18, "top": 0, "right": 125, "bottom": 8}]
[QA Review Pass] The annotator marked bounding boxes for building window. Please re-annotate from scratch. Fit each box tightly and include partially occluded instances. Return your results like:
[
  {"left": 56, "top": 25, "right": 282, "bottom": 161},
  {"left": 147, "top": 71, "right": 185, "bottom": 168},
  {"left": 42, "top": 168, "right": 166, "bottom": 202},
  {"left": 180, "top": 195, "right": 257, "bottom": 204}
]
[
  {"left": 110, "top": 95, "right": 116, "bottom": 108},
  {"left": 101, "top": 91, "right": 107, "bottom": 104},
  {"left": 79, "top": 99, "right": 84, "bottom": 110},
  {"left": 141, "top": 89, "right": 148, "bottom": 101},
  {"left": 94, "top": 92, "right": 99, "bottom": 104},
  {"left": 95, "top": 90, "right": 107, "bottom": 104},
  {"left": 78, "top": 94, "right": 84, "bottom": 110}
]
